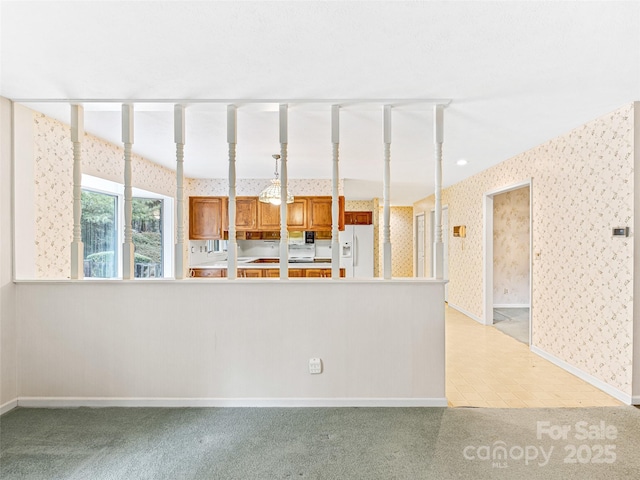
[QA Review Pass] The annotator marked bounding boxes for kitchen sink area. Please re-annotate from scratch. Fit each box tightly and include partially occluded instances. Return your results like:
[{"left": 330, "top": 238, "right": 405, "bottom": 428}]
[{"left": 188, "top": 240, "right": 343, "bottom": 277}]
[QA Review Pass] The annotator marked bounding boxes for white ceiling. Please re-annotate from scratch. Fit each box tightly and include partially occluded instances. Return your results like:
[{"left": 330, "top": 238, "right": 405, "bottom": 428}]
[{"left": 1, "top": 1, "right": 639, "bottom": 205}]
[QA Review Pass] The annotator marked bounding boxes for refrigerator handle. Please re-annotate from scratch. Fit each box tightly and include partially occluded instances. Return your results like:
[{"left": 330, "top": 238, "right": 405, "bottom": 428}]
[{"left": 354, "top": 234, "right": 358, "bottom": 266}]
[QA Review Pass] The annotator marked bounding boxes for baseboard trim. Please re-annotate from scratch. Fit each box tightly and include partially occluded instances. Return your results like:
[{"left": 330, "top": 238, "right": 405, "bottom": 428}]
[
  {"left": 493, "top": 304, "right": 530, "bottom": 309},
  {"left": 448, "top": 302, "right": 483, "bottom": 324},
  {"left": 530, "top": 346, "right": 632, "bottom": 405},
  {"left": 0, "top": 399, "right": 18, "bottom": 415},
  {"left": 632, "top": 396, "right": 640, "bottom": 406},
  {"left": 17, "top": 397, "right": 448, "bottom": 408}
]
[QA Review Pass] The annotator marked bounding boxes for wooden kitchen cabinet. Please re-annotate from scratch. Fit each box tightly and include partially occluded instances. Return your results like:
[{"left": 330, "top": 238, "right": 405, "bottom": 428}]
[
  {"left": 223, "top": 197, "right": 258, "bottom": 231},
  {"left": 189, "top": 197, "right": 225, "bottom": 240},
  {"left": 261, "top": 231, "right": 281, "bottom": 240},
  {"left": 308, "top": 197, "right": 331, "bottom": 230},
  {"left": 306, "top": 196, "right": 345, "bottom": 231},
  {"left": 235, "top": 197, "right": 258, "bottom": 230},
  {"left": 238, "top": 268, "right": 263, "bottom": 278},
  {"left": 304, "top": 268, "right": 345, "bottom": 278},
  {"left": 191, "top": 266, "right": 345, "bottom": 278},
  {"left": 344, "top": 211, "right": 373, "bottom": 225},
  {"left": 286, "top": 198, "right": 308, "bottom": 230},
  {"left": 305, "top": 268, "right": 327, "bottom": 278},
  {"left": 191, "top": 195, "right": 345, "bottom": 237},
  {"left": 258, "top": 201, "right": 281, "bottom": 230},
  {"left": 189, "top": 268, "right": 226, "bottom": 278}
]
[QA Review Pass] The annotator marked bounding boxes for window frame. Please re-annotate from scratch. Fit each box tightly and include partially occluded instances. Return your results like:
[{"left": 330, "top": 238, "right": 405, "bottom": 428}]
[{"left": 82, "top": 174, "right": 174, "bottom": 279}]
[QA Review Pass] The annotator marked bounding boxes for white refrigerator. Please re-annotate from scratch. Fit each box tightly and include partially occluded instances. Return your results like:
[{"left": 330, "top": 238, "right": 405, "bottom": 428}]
[{"left": 339, "top": 224, "right": 374, "bottom": 278}]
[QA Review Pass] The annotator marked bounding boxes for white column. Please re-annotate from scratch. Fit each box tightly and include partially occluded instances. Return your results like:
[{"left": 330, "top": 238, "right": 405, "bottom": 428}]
[
  {"left": 174, "top": 104, "right": 186, "bottom": 279},
  {"left": 227, "top": 104, "right": 238, "bottom": 280},
  {"left": 433, "top": 104, "right": 444, "bottom": 280},
  {"left": 383, "top": 105, "right": 392, "bottom": 279},
  {"left": 331, "top": 105, "right": 341, "bottom": 279},
  {"left": 70, "top": 104, "right": 84, "bottom": 279},
  {"left": 122, "top": 104, "right": 135, "bottom": 279},
  {"left": 279, "top": 104, "right": 289, "bottom": 279}
]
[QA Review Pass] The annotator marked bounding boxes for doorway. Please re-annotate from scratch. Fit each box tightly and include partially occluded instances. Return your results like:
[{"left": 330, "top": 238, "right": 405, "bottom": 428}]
[
  {"left": 430, "top": 206, "right": 449, "bottom": 301},
  {"left": 483, "top": 181, "right": 532, "bottom": 345}
]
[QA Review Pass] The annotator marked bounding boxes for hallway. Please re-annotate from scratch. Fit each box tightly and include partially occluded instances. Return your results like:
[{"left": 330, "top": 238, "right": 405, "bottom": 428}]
[{"left": 446, "top": 306, "right": 622, "bottom": 408}]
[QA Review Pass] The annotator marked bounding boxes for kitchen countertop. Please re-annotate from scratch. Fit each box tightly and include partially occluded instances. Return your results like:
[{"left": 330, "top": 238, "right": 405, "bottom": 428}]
[{"left": 190, "top": 257, "right": 336, "bottom": 269}]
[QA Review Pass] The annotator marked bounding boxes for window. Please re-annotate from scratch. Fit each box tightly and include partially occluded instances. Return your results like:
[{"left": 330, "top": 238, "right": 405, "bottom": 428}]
[
  {"left": 81, "top": 175, "right": 174, "bottom": 278},
  {"left": 132, "top": 197, "right": 164, "bottom": 278},
  {"left": 81, "top": 190, "right": 118, "bottom": 278}
]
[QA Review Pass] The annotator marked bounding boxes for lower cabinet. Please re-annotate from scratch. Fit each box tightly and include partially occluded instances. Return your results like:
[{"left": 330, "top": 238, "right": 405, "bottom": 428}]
[
  {"left": 190, "top": 267, "right": 345, "bottom": 278},
  {"left": 305, "top": 269, "right": 328, "bottom": 278},
  {"left": 238, "top": 268, "right": 263, "bottom": 278},
  {"left": 189, "top": 268, "right": 227, "bottom": 278}
]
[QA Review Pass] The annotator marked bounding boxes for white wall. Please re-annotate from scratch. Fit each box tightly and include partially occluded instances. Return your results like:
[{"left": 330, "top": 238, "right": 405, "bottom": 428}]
[
  {"left": 15, "top": 280, "right": 446, "bottom": 407},
  {"left": 1, "top": 98, "right": 18, "bottom": 413},
  {"left": 12, "top": 103, "right": 36, "bottom": 279}
]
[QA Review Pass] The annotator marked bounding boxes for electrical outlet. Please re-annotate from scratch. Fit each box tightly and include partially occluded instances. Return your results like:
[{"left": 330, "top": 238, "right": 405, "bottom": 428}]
[
  {"left": 309, "top": 358, "right": 323, "bottom": 374},
  {"left": 504, "top": 288, "right": 509, "bottom": 294}
]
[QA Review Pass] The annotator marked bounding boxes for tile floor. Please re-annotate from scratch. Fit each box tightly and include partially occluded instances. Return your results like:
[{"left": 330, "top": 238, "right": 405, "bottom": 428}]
[{"left": 446, "top": 306, "right": 622, "bottom": 408}]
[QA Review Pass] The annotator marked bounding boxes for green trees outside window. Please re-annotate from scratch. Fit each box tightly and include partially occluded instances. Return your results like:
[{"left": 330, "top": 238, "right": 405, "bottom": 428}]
[{"left": 81, "top": 190, "right": 164, "bottom": 278}]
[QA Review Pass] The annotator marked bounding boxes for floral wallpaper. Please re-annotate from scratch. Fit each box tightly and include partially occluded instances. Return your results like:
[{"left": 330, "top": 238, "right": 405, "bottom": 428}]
[
  {"left": 415, "top": 104, "right": 634, "bottom": 395},
  {"left": 376, "top": 205, "right": 414, "bottom": 278},
  {"left": 33, "top": 113, "right": 176, "bottom": 278},
  {"left": 187, "top": 178, "right": 343, "bottom": 197},
  {"left": 389, "top": 207, "right": 414, "bottom": 277},
  {"left": 345, "top": 200, "right": 374, "bottom": 212},
  {"left": 493, "top": 187, "right": 530, "bottom": 305},
  {"left": 33, "top": 114, "right": 74, "bottom": 278}
]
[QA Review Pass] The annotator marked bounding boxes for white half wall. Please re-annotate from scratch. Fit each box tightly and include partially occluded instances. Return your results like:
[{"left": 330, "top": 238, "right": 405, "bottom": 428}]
[{"left": 15, "top": 279, "right": 446, "bottom": 407}]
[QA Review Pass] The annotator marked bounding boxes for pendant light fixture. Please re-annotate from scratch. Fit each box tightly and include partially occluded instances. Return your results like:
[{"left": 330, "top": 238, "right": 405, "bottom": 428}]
[{"left": 258, "top": 154, "right": 294, "bottom": 205}]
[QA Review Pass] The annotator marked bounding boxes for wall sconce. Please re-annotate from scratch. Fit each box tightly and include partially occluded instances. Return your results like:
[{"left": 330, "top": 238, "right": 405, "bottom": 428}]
[{"left": 453, "top": 225, "right": 466, "bottom": 238}]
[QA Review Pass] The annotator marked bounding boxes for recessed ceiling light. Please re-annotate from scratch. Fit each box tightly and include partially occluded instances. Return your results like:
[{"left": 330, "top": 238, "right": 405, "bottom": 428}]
[{"left": 456, "top": 159, "right": 468, "bottom": 166}]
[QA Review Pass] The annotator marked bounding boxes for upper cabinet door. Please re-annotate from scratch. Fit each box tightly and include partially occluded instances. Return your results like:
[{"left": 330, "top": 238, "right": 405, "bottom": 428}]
[
  {"left": 257, "top": 201, "right": 281, "bottom": 230},
  {"left": 287, "top": 198, "right": 308, "bottom": 230},
  {"left": 308, "top": 197, "right": 333, "bottom": 230},
  {"left": 189, "top": 196, "right": 224, "bottom": 240},
  {"left": 235, "top": 197, "right": 258, "bottom": 230}
]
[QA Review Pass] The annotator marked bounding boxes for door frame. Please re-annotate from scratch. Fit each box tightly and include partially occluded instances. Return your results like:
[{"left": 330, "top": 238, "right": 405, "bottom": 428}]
[{"left": 483, "top": 179, "right": 533, "bottom": 345}]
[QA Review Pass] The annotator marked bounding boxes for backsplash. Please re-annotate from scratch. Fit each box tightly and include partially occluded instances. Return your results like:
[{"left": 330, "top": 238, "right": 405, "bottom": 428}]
[
  {"left": 237, "top": 240, "right": 280, "bottom": 258},
  {"left": 189, "top": 241, "right": 227, "bottom": 266},
  {"left": 188, "top": 239, "right": 334, "bottom": 265}
]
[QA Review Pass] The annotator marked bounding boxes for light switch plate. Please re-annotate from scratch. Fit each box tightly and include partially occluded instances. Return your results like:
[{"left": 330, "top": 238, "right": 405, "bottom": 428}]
[{"left": 612, "top": 227, "right": 629, "bottom": 237}]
